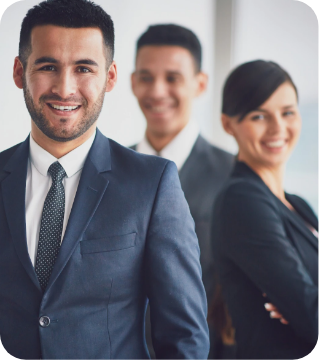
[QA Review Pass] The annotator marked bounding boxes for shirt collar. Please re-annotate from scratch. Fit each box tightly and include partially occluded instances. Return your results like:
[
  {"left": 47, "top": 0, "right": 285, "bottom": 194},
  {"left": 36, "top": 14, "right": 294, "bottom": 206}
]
[
  {"left": 137, "top": 137, "right": 158, "bottom": 157},
  {"left": 29, "top": 130, "right": 96, "bottom": 178},
  {"left": 137, "top": 121, "right": 199, "bottom": 170}
]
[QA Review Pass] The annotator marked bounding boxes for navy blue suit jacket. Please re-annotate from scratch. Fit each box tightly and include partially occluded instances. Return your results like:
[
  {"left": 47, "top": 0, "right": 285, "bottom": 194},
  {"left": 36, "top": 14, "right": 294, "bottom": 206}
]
[
  {"left": 212, "top": 161, "right": 318, "bottom": 359},
  {"left": 0, "top": 129, "right": 209, "bottom": 359}
]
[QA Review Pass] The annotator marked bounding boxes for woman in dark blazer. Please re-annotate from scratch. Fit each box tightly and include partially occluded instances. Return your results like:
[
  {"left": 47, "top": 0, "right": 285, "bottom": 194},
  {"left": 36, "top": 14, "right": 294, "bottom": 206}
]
[{"left": 211, "top": 60, "right": 318, "bottom": 359}]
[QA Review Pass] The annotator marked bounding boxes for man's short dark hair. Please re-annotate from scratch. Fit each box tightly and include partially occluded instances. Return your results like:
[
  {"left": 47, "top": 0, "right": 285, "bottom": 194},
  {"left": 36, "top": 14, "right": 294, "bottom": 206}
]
[
  {"left": 19, "top": 0, "right": 114, "bottom": 68},
  {"left": 136, "top": 24, "right": 202, "bottom": 72}
]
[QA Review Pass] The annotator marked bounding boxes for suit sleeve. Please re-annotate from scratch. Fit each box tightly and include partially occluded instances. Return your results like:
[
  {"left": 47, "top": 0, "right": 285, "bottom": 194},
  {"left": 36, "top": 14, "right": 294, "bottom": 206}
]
[
  {"left": 145, "top": 161, "right": 209, "bottom": 359},
  {"left": 216, "top": 181, "right": 318, "bottom": 343}
]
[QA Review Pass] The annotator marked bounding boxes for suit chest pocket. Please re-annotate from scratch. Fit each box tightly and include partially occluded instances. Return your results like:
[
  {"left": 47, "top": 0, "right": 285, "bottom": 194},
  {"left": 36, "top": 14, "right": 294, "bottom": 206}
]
[{"left": 80, "top": 232, "right": 137, "bottom": 254}]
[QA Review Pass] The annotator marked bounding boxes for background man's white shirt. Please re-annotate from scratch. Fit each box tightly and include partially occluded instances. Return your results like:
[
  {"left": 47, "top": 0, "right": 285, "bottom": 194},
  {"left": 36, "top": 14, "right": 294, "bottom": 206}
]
[
  {"left": 25, "top": 131, "right": 96, "bottom": 266},
  {"left": 137, "top": 121, "right": 199, "bottom": 170}
]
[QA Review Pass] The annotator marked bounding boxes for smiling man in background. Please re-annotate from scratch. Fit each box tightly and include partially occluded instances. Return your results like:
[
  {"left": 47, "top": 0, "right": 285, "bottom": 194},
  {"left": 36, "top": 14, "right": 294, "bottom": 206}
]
[
  {"left": 131, "top": 24, "right": 235, "bottom": 358},
  {"left": 0, "top": 1, "right": 209, "bottom": 358}
]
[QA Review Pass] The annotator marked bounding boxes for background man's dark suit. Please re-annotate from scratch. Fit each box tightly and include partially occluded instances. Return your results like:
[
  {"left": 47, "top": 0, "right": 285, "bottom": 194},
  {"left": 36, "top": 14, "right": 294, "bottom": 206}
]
[
  {"left": 133, "top": 134, "right": 234, "bottom": 358},
  {"left": 0, "top": 129, "right": 209, "bottom": 359},
  {"left": 178, "top": 135, "right": 234, "bottom": 303},
  {"left": 212, "top": 161, "right": 318, "bottom": 359},
  {"left": 134, "top": 135, "right": 234, "bottom": 303}
]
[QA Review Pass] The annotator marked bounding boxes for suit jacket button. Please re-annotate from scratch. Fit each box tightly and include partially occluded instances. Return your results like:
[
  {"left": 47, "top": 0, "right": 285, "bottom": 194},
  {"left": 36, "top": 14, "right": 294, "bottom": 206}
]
[{"left": 39, "top": 316, "right": 50, "bottom": 327}]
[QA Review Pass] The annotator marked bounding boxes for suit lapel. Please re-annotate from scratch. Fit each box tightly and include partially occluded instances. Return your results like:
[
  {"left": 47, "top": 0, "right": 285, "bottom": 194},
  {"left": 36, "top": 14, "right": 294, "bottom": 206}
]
[
  {"left": 1, "top": 137, "right": 42, "bottom": 292},
  {"left": 233, "top": 161, "right": 318, "bottom": 251},
  {"left": 279, "top": 198, "right": 318, "bottom": 251},
  {"left": 46, "top": 130, "right": 111, "bottom": 292},
  {"left": 179, "top": 136, "right": 200, "bottom": 186},
  {"left": 286, "top": 193, "right": 318, "bottom": 230}
]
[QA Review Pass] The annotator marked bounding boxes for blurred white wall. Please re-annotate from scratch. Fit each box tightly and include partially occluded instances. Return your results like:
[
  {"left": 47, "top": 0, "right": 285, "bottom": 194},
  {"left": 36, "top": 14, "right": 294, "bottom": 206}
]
[
  {"left": 212, "top": 0, "right": 318, "bottom": 151},
  {"left": 0, "top": 0, "right": 215, "bottom": 151},
  {"left": 211, "top": 0, "right": 318, "bottom": 212},
  {"left": 233, "top": 0, "right": 318, "bottom": 104}
]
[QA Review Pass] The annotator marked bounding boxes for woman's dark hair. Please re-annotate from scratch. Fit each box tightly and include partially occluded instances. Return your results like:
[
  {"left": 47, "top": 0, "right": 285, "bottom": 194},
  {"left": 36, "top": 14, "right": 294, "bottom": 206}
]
[
  {"left": 222, "top": 60, "right": 298, "bottom": 122},
  {"left": 208, "top": 282, "right": 235, "bottom": 346},
  {"left": 19, "top": 0, "right": 114, "bottom": 68}
]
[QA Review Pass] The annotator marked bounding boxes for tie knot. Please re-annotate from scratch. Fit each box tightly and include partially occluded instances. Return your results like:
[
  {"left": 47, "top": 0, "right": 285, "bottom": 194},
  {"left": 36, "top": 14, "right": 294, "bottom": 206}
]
[{"left": 48, "top": 162, "right": 66, "bottom": 183}]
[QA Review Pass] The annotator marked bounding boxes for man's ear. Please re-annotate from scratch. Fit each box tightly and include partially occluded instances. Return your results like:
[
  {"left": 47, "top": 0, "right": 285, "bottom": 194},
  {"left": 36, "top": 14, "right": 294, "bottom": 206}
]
[
  {"left": 194, "top": 72, "right": 208, "bottom": 97},
  {"left": 13, "top": 56, "right": 24, "bottom": 89},
  {"left": 105, "top": 61, "right": 117, "bottom": 92},
  {"left": 221, "top": 113, "right": 235, "bottom": 136}
]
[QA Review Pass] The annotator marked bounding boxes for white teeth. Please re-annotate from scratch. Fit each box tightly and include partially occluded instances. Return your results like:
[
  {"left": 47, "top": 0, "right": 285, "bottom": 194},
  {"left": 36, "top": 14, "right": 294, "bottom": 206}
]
[
  {"left": 265, "top": 140, "right": 286, "bottom": 148},
  {"left": 50, "top": 104, "right": 79, "bottom": 111}
]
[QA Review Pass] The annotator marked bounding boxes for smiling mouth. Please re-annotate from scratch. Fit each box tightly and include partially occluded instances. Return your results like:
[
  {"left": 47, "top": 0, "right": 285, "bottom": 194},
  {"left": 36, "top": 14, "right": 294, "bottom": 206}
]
[
  {"left": 48, "top": 103, "right": 81, "bottom": 112},
  {"left": 145, "top": 104, "right": 174, "bottom": 114},
  {"left": 264, "top": 140, "right": 287, "bottom": 148}
]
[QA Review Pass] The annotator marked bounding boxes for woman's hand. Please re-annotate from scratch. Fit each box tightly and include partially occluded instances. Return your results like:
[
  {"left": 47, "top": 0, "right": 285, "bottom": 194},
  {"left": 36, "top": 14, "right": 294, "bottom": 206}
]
[
  {"left": 263, "top": 293, "right": 289, "bottom": 324},
  {"left": 264, "top": 303, "right": 289, "bottom": 324}
]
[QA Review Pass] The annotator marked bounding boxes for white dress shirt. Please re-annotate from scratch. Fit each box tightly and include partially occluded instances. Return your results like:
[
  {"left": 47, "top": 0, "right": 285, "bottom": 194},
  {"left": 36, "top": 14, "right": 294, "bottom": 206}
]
[
  {"left": 137, "top": 121, "right": 199, "bottom": 171},
  {"left": 25, "top": 131, "right": 96, "bottom": 266}
]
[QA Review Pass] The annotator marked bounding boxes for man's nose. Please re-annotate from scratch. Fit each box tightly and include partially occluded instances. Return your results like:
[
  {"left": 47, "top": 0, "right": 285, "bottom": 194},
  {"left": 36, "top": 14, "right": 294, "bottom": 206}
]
[
  {"left": 149, "top": 79, "right": 168, "bottom": 99},
  {"left": 51, "top": 70, "right": 77, "bottom": 99}
]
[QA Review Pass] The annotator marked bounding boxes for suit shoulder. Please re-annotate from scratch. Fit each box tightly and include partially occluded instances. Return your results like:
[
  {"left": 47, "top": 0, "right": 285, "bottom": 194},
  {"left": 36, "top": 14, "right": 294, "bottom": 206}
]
[
  {"left": 108, "top": 138, "right": 171, "bottom": 174},
  {"left": 217, "top": 175, "right": 271, "bottom": 204},
  {"left": 209, "top": 145, "right": 235, "bottom": 168},
  {"left": 0, "top": 143, "right": 22, "bottom": 170},
  {"left": 213, "top": 177, "right": 281, "bottom": 236},
  {"left": 196, "top": 135, "right": 234, "bottom": 165}
]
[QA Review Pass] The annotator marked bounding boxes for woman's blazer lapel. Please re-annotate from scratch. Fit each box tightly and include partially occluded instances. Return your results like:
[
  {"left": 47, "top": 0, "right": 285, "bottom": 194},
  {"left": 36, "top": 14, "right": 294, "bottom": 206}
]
[
  {"left": 232, "top": 161, "right": 317, "bottom": 250},
  {"left": 279, "top": 195, "right": 318, "bottom": 251}
]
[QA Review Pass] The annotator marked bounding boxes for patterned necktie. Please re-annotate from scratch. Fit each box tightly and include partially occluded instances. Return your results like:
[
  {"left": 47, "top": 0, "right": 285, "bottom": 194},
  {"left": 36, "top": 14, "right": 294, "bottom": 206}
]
[{"left": 35, "top": 161, "right": 67, "bottom": 291}]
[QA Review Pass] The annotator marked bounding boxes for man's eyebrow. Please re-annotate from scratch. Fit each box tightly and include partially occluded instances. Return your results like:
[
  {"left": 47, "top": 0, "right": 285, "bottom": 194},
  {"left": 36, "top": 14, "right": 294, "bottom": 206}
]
[
  {"left": 136, "top": 69, "right": 151, "bottom": 74},
  {"left": 33, "top": 58, "right": 99, "bottom": 67},
  {"left": 74, "top": 59, "right": 99, "bottom": 66},
  {"left": 135, "top": 70, "right": 183, "bottom": 75},
  {"left": 166, "top": 70, "right": 182, "bottom": 76},
  {"left": 34, "top": 57, "right": 58, "bottom": 65}
]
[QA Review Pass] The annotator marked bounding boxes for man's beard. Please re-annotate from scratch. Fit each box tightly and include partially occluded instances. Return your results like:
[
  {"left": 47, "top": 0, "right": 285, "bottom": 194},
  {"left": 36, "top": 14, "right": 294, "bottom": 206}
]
[{"left": 23, "top": 79, "right": 106, "bottom": 142}]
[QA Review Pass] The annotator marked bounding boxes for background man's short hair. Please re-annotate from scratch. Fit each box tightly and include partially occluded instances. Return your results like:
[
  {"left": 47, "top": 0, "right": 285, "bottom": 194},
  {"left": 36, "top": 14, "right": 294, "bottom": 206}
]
[
  {"left": 19, "top": 0, "right": 114, "bottom": 68},
  {"left": 136, "top": 24, "right": 202, "bottom": 72}
]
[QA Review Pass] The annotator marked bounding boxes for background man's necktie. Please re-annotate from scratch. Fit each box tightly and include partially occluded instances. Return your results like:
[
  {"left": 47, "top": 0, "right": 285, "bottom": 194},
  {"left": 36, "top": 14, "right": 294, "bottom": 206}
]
[{"left": 35, "top": 161, "right": 67, "bottom": 291}]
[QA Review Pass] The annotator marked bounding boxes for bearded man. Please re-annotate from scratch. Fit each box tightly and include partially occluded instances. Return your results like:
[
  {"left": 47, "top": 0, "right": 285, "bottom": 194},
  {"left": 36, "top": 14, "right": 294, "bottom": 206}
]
[{"left": 0, "top": 0, "right": 209, "bottom": 358}]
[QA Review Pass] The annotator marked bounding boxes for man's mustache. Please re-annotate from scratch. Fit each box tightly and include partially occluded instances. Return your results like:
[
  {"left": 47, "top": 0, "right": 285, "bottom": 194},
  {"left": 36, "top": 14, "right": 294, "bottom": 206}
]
[{"left": 39, "top": 94, "right": 87, "bottom": 106}]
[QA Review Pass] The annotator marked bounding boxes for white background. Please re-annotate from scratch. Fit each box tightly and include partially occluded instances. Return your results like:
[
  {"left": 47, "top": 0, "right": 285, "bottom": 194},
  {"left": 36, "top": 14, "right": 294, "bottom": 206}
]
[{"left": 233, "top": 0, "right": 317, "bottom": 104}]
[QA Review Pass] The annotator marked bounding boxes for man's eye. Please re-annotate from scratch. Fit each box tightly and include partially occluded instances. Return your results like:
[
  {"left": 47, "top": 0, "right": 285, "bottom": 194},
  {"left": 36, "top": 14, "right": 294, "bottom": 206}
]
[
  {"left": 167, "top": 76, "right": 178, "bottom": 83},
  {"left": 40, "top": 65, "right": 56, "bottom": 71},
  {"left": 77, "top": 67, "right": 91, "bottom": 73},
  {"left": 139, "top": 76, "right": 153, "bottom": 83}
]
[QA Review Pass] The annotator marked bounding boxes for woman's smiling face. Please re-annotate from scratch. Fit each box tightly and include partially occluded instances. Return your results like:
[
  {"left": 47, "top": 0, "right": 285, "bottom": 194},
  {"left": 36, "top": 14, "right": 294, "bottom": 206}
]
[{"left": 222, "top": 82, "right": 301, "bottom": 170}]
